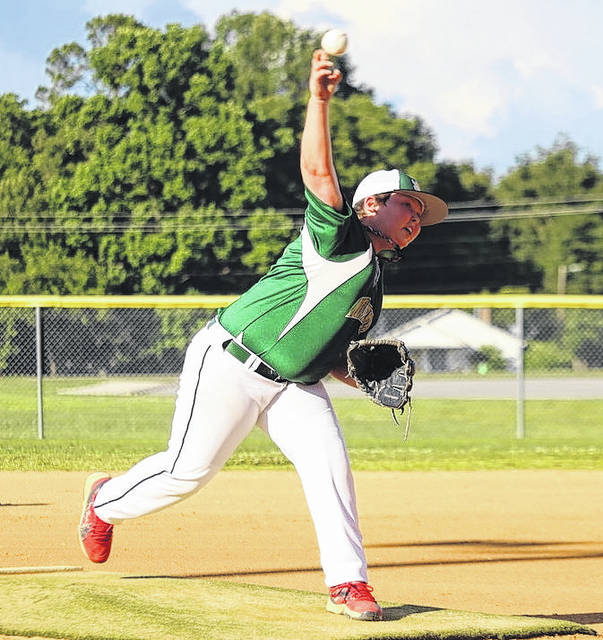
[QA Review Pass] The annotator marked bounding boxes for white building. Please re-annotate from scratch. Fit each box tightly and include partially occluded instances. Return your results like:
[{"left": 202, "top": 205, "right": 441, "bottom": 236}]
[{"left": 379, "top": 309, "right": 524, "bottom": 372}]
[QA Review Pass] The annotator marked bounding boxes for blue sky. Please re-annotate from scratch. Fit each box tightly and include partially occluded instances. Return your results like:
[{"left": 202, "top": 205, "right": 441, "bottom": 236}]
[{"left": 1, "top": 0, "right": 602, "bottom": 179}]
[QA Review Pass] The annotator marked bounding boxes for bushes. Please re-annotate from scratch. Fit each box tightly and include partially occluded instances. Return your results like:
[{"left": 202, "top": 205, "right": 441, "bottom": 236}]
[
  {"left": 525, "top": 340, "right": 572, "bottom": 371},
  {"left": 475, "top": 345, "right": 507, "bottom": 371}
]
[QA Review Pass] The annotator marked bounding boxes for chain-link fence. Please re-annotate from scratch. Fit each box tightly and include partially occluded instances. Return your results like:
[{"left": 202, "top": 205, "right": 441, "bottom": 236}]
[{"left": 1, "top": 295, "right": 602, "bottom": 440}]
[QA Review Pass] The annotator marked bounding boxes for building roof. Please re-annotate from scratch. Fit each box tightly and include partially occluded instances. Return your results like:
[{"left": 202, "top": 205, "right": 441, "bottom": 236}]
[{"left": 379, "top": 309, "right": 522, "bottom": 359}]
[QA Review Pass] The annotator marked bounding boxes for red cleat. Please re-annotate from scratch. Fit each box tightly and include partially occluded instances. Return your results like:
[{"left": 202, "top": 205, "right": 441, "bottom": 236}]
[
  {"left": 78, "top": 473, "right": 113, "bottom": 563},
  {"left": 326, "top": 581, "right": 383, "bottom": 621}
]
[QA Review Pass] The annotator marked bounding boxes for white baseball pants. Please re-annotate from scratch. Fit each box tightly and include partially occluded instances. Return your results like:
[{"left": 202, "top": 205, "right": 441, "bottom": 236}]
[{"left": 94, "top": 321, "right": 368, "bottom": 586}]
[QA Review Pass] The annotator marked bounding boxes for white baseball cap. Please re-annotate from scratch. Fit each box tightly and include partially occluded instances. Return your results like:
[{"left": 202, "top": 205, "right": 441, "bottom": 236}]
[{"left": 352, "top": 169, "right": 448, "bottom": 226}]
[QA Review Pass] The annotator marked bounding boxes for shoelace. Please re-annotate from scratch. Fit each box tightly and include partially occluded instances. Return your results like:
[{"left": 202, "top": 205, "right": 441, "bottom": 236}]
[
  {"left": 86, "top": 505, "right": 113, "bottom": 543},
  {"left": 332, "top": 582, "right": 375, "bottom": 602},
  {"left": 90, "top": 525, "right": 112, "bottom": 543}
]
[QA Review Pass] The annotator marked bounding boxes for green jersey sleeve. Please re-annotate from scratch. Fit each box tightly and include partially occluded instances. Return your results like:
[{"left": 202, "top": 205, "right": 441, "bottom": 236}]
[{"left": 303, "top": 188, "right": 370, "bottom": 260}]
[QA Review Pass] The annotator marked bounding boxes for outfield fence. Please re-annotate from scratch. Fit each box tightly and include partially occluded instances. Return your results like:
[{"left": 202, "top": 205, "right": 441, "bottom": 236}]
[{"left": 1, "top": 294, "right": 602, "bottom": 440}]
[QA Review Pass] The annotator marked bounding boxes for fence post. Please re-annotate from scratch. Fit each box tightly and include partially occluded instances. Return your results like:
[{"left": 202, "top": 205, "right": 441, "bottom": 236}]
[
  {"left": 515, "top": 305, "right": 525, "bottom": 439},
  {"left": 35, "top": 306, "right": 44, "bottom": 439}
]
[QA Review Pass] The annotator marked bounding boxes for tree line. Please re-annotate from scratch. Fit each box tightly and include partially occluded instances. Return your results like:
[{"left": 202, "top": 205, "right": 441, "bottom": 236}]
[{"left": 0, "top": 11, "right": 601, "bottom": 296}]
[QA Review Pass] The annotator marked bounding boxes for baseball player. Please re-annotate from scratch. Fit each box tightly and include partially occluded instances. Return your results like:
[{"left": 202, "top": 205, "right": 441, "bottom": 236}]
[{"left": 79, "top": 49, "right": 448, "bottom": 621}]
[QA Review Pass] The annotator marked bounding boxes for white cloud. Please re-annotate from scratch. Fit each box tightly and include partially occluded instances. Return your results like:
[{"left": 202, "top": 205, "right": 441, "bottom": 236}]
[
  {"left": 6, "top": 0, "right": 595, "bottom": 173},
  {"left": 69, "top": 0, "right": 603, "bottom": 171},
  {"left": 592, "top": 85, "right": 603, "bottom": 110},
  {"left": 264, "top": 0, "right": 603, "bottom": 170},
  {"left": 438, "top": 79, "right": 505, "bottom": 136}
]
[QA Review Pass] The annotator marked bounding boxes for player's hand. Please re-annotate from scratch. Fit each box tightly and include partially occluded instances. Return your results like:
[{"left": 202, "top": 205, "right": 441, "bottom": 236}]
[{"left": 309, "top": 49, "right": 342, "bottom": 102}]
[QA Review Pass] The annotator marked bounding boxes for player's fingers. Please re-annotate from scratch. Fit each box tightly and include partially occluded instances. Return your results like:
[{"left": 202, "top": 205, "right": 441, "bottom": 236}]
[
  {"left": 314, "top": 59, "right": 335, "bottom": 75},
  {"left": 313, "top": 49, "right": 334, "bottom": 65},
  {"left": 323, "top": 69, "right": 342, "bottom": 91},
  {"left": 314, "top": 68, "right": 336, "bottom": 86}
]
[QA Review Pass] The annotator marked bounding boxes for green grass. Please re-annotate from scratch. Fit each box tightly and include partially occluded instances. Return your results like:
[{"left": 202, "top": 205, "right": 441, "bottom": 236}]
[
  {"left": 1, "top": 377, "right": 602, "bottom": 471},
  {"left": 0, "top": 572, "right": 594, "bottom": 640}
]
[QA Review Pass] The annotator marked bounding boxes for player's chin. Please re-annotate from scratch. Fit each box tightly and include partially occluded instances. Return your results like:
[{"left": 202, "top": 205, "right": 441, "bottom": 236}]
[{"left": 397, "top": 228, "right": 420, "bottom": 248}]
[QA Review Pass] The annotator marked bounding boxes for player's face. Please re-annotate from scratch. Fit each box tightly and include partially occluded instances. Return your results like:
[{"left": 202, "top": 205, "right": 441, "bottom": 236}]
[{"left": 375, "top": 193, "right": 423, "bottom": 248}]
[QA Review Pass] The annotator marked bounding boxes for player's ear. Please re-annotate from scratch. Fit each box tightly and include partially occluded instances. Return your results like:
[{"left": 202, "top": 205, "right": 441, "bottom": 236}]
[{"left": 362, "top": 195, "right": 380, "bottom": 218}]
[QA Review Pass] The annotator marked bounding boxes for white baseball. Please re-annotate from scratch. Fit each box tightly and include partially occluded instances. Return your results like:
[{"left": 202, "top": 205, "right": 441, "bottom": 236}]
[{"left": 321, "top": 29, "right": 348, "bottom": 56}]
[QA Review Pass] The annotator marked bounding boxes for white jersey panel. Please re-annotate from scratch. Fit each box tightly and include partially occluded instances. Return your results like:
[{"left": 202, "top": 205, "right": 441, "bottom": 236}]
[{"left": 277, "top": 224, "right": 373, "bottom": 340}]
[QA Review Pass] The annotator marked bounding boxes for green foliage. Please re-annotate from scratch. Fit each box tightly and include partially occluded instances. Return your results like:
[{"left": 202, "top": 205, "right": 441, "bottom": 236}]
[
  {"left": 214, "top": 10, "right": 366, "bottom": 209},
  {"left": 563, "top": 308, "right": 603, "bottom": 367},
  {"left": 18, "top": 10, "right": 603, "bottom": 296},
  {"left": 4, "top": 10, "right": 481, "bottom": 295},
  {"left": 475, "top": 345, "right": 506, "bottom": 371},
  {"left": 524, "top": 341, "right": 572, "bottom": 371},
  {"left": 240, "top": 209, "right": 297, "bottom": 274},
  {"left": 214, "top": 11, "right": 317, "bottom": 105},
  {"left": 148, "top": 309, "right": 213, "bottom": 357},
  {"left": 491, "top": 137, "right": 603, "bottom": 293},
  {"left": 433, "top": 161, "right": 494, "bottom": 203},
  {"left": 0, "top": 243, "right": 106, "bottom": 294},
  {"left": 331, "top": 94, "right": 438, "bottom": 201},
  {"left": 496, "top": 136, "right": 603, "bottom": 200},
  {"left": 0, "top": 311, "right": 20, "bottom": 370},
  {"left": 3, "top": 11, "right": 603, "bottom": 296},
  {"left": 0, "top": 94, "right": 40, "bottom": 215}
]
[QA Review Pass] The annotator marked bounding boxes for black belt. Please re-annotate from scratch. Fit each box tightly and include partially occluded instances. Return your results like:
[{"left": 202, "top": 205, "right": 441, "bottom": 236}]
[{"left": 224, "top": 339, "right": 287, "bottom": 383}]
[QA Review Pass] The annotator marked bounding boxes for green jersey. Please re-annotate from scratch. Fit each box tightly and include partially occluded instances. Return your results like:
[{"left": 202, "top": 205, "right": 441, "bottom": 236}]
[{"left": 218, "top": 189, "right": 383, "bottom": 384}]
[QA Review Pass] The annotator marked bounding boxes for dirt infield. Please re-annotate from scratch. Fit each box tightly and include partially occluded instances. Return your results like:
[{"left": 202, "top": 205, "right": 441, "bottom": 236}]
[{"left": 1, "top": 470, "right": 602, "bottom": 636}]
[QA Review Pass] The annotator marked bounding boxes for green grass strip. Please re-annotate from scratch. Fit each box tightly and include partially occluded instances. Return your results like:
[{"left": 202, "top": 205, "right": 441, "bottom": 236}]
[
  {"left": 0, "top": 572, "right": 594, "bottom": 640},
  {"left": 1, "top": 437, "right": 602, "bottom": 471},
  {"left": 2, "top": 381, "right": 602, "bottom": 471}
]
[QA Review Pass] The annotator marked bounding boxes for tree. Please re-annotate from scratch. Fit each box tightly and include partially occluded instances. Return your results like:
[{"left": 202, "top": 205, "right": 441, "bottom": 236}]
[
  {"left": 1, "top": 16, "right": 282, "bottom": 294},
  {"left": 214, "top": 11, "right": 355, "bottom": 208},
  {"left": 0, "top": 11, "right": 498, "bottom": 296},
  {"left": 37, "top": 19, "right": 270, "bottom": 212},
  {"left": 35, "top": 42, "right": 88, "bottom": 106},
  {"left": 0, "top": 94, "right": 40, "bottom": 215},
  {"left": 491, "top": 137, "right": 603, "bottom": 293},
  {"left": 0, "top": 242, "right": 105, "bottom": 294},
  {"left": 330, "top": 94, "right": 438, "bottom": 200}
]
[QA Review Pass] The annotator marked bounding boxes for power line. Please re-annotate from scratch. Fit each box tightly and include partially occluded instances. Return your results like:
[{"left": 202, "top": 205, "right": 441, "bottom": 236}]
[
  {"left": 2, "top": 196, "right": 603, "bottom": 223},
  {"left": 1, "top": 208, "right": 600, "bottom": 231},
  {"left": 1, "top": 197, "right": 601, "bottom": 236},
  {"left": 0, "top": 222, "right": 299, "bottom": 233},
  {"left": 445, "top": 207, "right": 602, "bottom": 222}
]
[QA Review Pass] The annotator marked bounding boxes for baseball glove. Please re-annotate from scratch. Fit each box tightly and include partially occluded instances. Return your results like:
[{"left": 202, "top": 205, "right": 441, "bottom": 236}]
[{"left": 346, "top": 338, "right": 415, "bottom": 437}]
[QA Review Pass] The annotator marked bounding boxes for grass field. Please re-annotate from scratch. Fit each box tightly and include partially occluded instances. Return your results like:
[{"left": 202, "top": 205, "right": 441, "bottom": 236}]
[
  {"left": 0, "top": 572, "right": 593, "bottom": 640},
  {"left": 1, "top": 377, "right": 602, "bottom": 471}
]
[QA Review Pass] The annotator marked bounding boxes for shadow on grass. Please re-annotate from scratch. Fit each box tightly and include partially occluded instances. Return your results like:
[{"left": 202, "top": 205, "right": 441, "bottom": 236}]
[
  {"left": 382, "top": 604, "right": 442, "bottom": 621},
  {"left": 528, "top": 612, "right": 603, "bottom": 626}
]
